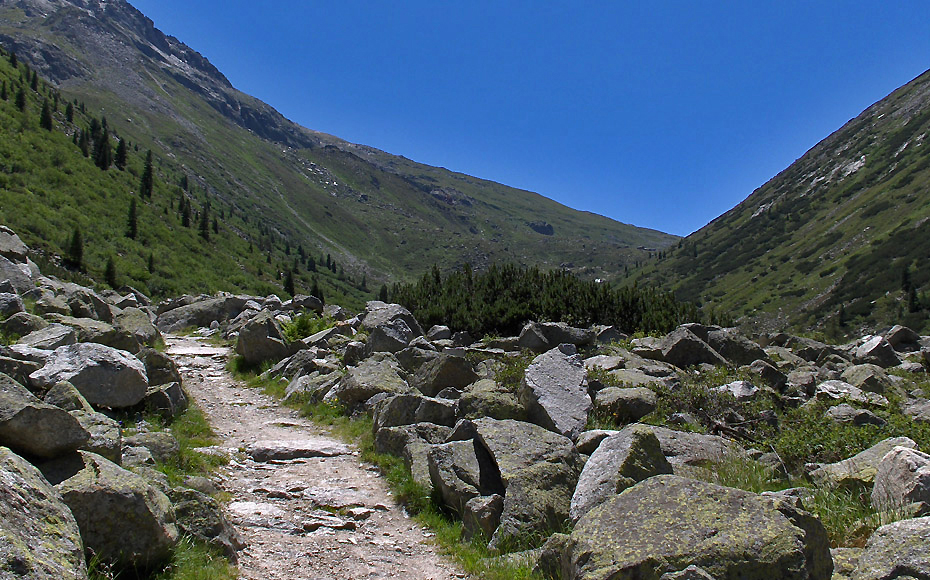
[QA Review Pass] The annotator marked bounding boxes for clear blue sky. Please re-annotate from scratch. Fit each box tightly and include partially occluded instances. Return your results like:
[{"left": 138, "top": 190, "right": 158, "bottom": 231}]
[{"left": 129, "top": 1, "right": 930, "bottom": 236}]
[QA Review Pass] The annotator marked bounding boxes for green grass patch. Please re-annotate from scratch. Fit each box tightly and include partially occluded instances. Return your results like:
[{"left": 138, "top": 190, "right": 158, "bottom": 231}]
[
  {"left": 88, "top": 536, "right": 237, "bottom": 580},
  {"left": 281, "top": 311, "right": 335, "bottom": 342}
]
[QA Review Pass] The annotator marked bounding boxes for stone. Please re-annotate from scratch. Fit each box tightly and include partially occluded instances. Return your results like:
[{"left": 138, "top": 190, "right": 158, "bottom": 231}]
[
  {"left": 0, "top": 447, "right": 86, "bottom": 580},
  {"left": 650, "top": 426, "right": 744, "bottom": 468},
  {"left": 155, "top": 295, "right": 249, "bottom": 332},
  {"left": 840, "top": 365, "right": 896, "bottom": 396},
  {"left": 810, "top": 436, "right": 916, "bottom": 489},
  {"left": 459, "top": 378, "right": 525, "bottom": 421},
  {"left": 17, "top": 323, "right": 77, "bottom": 350},
  {"left": 246, "top": 438, "right": 351, "bottom": 462},
  {"left": 0, "top": 225, "right": 29, "bottom": 262},
  {"left": 0, "top": 255, "right": 33, "bottom": 294},
  {"left": 871, "top": 446, "right": 930, "bottom": 511},
  {"left": 592, "top": 387, "right": 657, "bottom": 423},
  {"left": 360, "top": 302, "right": 424, "bottom": 337},
  {"left": 373, "top": 393, "right": 425, "bottom": 430},
  {"left": 263, "top": 349, "right": 322, "bottom": 380},
  {"left": 574, "top": 429, "right": 618, "bottom": 455},
  {"left": 855, "top": 336, "right": 901, "bottom": 368},
  {"left": 826, "top": 403, "right": 886, "bottom": 427},
  {"left": 660, "top": 327, "right": 729, "bottom": 368},
  {"left": 715, "top": 379, "right": 759, "bottom": 400},
  {"left": 569, "top": 423, "right": 673, "bottom": 523},
  {"left": 288, "top": 294, "right": 324, "bottom": 314},
  {"left": 705, "top": 328, "right": 767, "bottom": 366},
  {"left": 831, "top": 548, "right": 861, "bottom": 580},
  {"left": 124, "top": 432, "right": 181, "bottom": 464},
  {"left": 517, "top": 322, "right": 550, "bottom": 352},
  {"left": 235, "top": 310, "right": 293, "bottom": 365},
  {"left": 660, "top": 565, "right": 717, "bottom": 580},
  {"left": 1, "top": 311, "right": 48, "bottom": 337},
  {"left": 168, "top": 487, "right": 245, "bottom": 562},
  {"left": 411, "top": 353, "right": 479, "bottom": 397},
  {"left": 885, "top": 325, "right": 922, "bottom": 352},
  {"left": 749, "top": 358, "right": 789, "bottom": 391},
  {"left": 565, "top": 475, "right": 832, "bottom": 580},
  {"left": 394, "top": 346, "right": 441, "bottom": 373},
  {"left": 58, "top": 283, "right": 113, "bottom": 322},
  {"left": 519, "top": 345, "right": 591, "bottom": 440},
  {"left": 135, "top": 347, "right": 182, "bottom": 386},
  {"left": 325, "top": 353, "right": 412, "bottom": 408},
  {"left": 30, "top": 343, "right": 150, "bottom": 409},
  {"left": 114, "top": 307, "right": 161, "bottom": 348},
  {"left": 56, "top": 451, "right": 178, "bottom": 568},
  {"left": 0, "top": 373, "right": 90, "bottom": 459},
  {"left": 851, "top": 517, "right": 930, "bottom": 580},
  {"left": 70, "top": 410, "right": 122, "bottom": 464},
  {"left": 43, "top": 381, "right": 94, "bottom": 412},
  {"left": 51, "top": 315, "right": 140, "bottom": 352},
  {"left": 375, "top": 423, "right": 451, "bottom": 487},
  {"left": 427, "top": 325, "right": 453, "bottom": 341},
  {"left": 142, "top": 382, "right": 189, "bottom": 419},
  {"left": 283, "top": 372, "right": 339, "bottom": 404},
  {"left": 0, "top": 292, "right": 24, "bottom": 317},
  {"left": 428, "top": 439, "right": 500, "bottom": 515},
  {"left": 366, "top": 318, "right": 416, "bottom": 354},
  {"left": 813, "top": 380, "right": 888, "bottom": 407},
  {"left": 463, "top": 494, "right": 505, "bottom": 542}
]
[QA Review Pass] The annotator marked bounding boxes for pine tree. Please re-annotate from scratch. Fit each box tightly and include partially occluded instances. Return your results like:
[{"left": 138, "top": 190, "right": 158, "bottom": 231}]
[
  {"left": 65, "top": 228, "right": 83, "bottom": 271},
  {"left": 0, "top": 81, "right": 7, "bottom": 101},
  {"left": 307, "top": 256, "right": 316, "bottom": 272},
  {"left": 39, "top": 99, "right": 53, "bottom": 130},
  {"left": 148, "top": 252, "right": 154, "bottom": 274},
  {"left": 212, "top": 216, "right": 219, "bottom": 234},
  {"left": 94, "top": 128, "right": 111, "bottom": 170},
  {"left": 140, "top": 150, "right": 154, "bottom": 198},
  {"left": 126, "top": 198, "right": 138, "bottom": 239},
  {"left": 115, "top": 138, "right": 127, "bottom": 170},
  {"left": 104, "top": 257, "right": 118, "bottom": 288},
  {"left": 283, "top": 268, "right": 296, "bottom": 297},
  {"left": 199, "top": 203, "right": 210, "bottom": 241},
  {"left": 30, "top": 71, "right": 38, "bottom": 92},
  {"left": 181, "top": 199, "right": 191, "bottom": 227},
  {"left": 78, "top": 129, "right": 89, "bottom": 157},
  {"left": 378, "top": 284, "right": 388, "bottom": 302},
  {"left": 65, "top": 101, "right": 73, "bottom": 122},
  {"left": 311, "top": 278, "right": 323, "bottom": 304},
  {"left": 14, "top": 87, "right": 25, "bottom": 112},
  {"left": 9, "top": 51, "right": 16, "bottom": 68}
]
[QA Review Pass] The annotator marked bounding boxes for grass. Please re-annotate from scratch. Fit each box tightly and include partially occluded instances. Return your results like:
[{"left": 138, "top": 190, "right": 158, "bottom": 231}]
[
  {"left": 88, "top": 537, "right": 237, "bottom": 580},
  {"left": 280, "top": 311, "right": 335, "bottom": 342}
]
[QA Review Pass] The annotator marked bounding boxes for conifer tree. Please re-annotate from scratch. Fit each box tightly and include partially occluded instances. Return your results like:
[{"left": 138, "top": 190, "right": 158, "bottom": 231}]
[
  {"left": 9, "top": 51, "right": 16, "bottom": 68},
  {"left": 14, "top": 87, "right": 25, "bottom": 112},
  {"left": 307, "top": 256, "right": 316, "bottom": 272},
  {"left": 378, "top": 284, "right": 388, "bottom": 302},
  {"left": 104, "top": 257, "right": 118, "bottom": 288},
  {"left": 311, "top": 277, "right": 323, "bottom": 304},
  {"left": 181, "top": 199, "right": 191, "bottom": 227},
  {"left": 283, "top": 268, "right": 296, "bottom": 297},
  {"left": 140, "top": 150, "right": 154, "bottom": 198},
  {"left": 126, "top": 198, "right": 138, "bottom": 239},
  {"left": 212, "top": 216, "right": 219, "bottom": 235},
  {"left": 199, "top": 203, "right": 210, "bottom": 241},
  {"left": 148, "top": 252, "right": 154, "bottom": 273},
  {"left": 65, "top": 101, "right": 73, "bottom": 122},
  {"left": 78, "top": 129, "right": 89, "bottom": 157},
  {"left": 30, "top": 71, "right": 38, "bottom": 92},
  {"left": 0, "top": 81, "right": 6, "bottom": 101},
  {"left": 93, "top": 127, "right": 111, "bottom": 170},
  {"left": 65, "top": 228, "right": 83, "bottom": 271},
  {"left": 39, "top": 99, "right": 52, "bottom": 130},
  {"left": 115, "top": 138, "right": 127, "bottom": 170}
]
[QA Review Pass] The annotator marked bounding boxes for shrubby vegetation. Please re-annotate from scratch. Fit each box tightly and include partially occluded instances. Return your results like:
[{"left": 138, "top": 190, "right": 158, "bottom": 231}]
[{"left": 391, "top": 262, "right": 711, "bottom": 338}]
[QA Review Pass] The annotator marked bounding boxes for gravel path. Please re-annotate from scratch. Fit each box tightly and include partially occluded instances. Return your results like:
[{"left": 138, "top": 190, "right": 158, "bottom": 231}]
[{"left": 166, "top": 335, "right": 468, "bottom": 580}]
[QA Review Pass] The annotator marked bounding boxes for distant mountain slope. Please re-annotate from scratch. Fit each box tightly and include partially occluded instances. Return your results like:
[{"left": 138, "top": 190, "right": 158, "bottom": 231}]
[
  {"left": 0, "top": 0, "right": 676, "bottom": 289},
  {"left": 642, "top": 67, "right": 930, "bottom": 335}
]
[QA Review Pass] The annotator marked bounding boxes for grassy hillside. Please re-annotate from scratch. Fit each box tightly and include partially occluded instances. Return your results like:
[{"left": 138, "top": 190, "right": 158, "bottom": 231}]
[
  {"left": 0, "top": 0, "right": 677, "bottom": 294},
  {"left": 639, "top": 68, "right": 930, "bottom": 336}
]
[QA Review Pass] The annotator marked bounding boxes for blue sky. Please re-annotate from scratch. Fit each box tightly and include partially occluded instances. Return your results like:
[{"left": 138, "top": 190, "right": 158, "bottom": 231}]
[{"left": 129, "top": 1, "right": 930, "bottom": 236}]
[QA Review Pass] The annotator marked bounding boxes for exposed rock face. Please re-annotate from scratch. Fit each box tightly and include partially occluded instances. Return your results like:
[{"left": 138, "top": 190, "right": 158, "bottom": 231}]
[
  {"left": 155, "top": 295, "right": 249, "bottom": 332},
  {"left": 0, "top": 447, "right": 87, "bottom": 580},
  {"left": 569, "top": 424, "right": 672, "bottom": 523},
  {"left": 168, "top": 487, "right": 245, "bottom": 562},
  {"left": 29, "top": 343, "right": 150, "bottom": 408},
  {"left": 593, "top": 387, "right": 657, "bottom": 423},
  {"left": 56, "top": 451, "right": 179, "bottom": 568},
  {"left": 325, "top": 353, "right": 412, "bottom": 408},
  {"left": 519, "top": 345, "right": 591, "bottom": 440},
  {"left": 871, "top": 446, "right": 930, "bottom": 511},
  {"left": 0, "top": 373, "right": 90, "bottom": 459},
  {"left": 565, "top": 475, "right": 832, "bottom": 580},
  {"left": 810, "top": 437, "right": 916, "bottom": 489},
  {"left": 851, "top": 516, "right": 930, "bottom": 580},
  {"left": 459, "top": 379, "right": 526, "bottom": 421},
  {"left": 411, "top": 354, "right": 479, "bottom": 397},
  {"left": 660, "top": 327, "right": 728, "bottom": 368},
  {"left": 235, "top": 310, "right": 293, "bottom": 365}
]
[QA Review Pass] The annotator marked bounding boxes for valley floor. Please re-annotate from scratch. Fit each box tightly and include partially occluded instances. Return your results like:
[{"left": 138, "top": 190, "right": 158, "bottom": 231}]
[{"left": 166, "top": 335, "right": 468, "bottom": 580}]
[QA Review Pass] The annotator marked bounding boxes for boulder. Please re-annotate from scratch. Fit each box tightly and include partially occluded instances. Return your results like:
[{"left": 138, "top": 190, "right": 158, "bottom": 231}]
[
  {"left": 565, "top": 475, "right": 832, "bottom": 580},
  {"left": 459, "top": 379, "right": 526, "bottom": 421},
  {"left": 288, "top": 294, "right": 324, "bottom": 314},
  {"left": 463, "top": 494, "right": 504, "bottom": 542},
  {"left": 168, "top": 487, "right": 245, "bottom": 562},
  {"left": 60, "top": 283, "right": 113, "bottom": 322},
  {"left": 51, "top": 315, "right": 139, "bottom": 353},
  {"left": 411, "top": 353, "right": 479, "bottom": 397},
  {"left": 427, "top": 325, "right": 452, "bottom": 341},
  {"left": 569, "top": 424, "right": 672, "bottom": 522},
  {"left": 592, "top": 387, "right": 657, "bottom": 423},
  {"left": 884, "top": 325, "right": 922, "bottom": 352},
  {"left": 56, "top": 451, "right": 178, "bottom": 568},
  {"left": 114, "top": 307, "right": 161, "bottom": 348},
  {"left": 428, "top": 439, "right": 501, "bottom": 515},
  {"left": 854, "top": 336, "right": 901, "bottom": 368},
  {"left": 43, "top": 381, "right": 94, "bottom": 413},
  {"left": 136, "top": 348, "right": 182, "bottom": 386},
  {"left": 324, "top": 353, "right": 412, "bottom": 408},
  {"left": 0, "top": 373, "right": 90, "bottom": 458},
  {"left": 375, "top": 422, "right": 451, "bottom": 487},
  {"left": 263, "top": 349, "right": 322, "bottom": 380},
  {"left": 366, "top": 318, "right": 417, "bottom": 354},
  {"left": 0, "top": 225, "right": 29, "bottom": 262},
  {"left": 840, "top": 365, "right": 897, "bottom": 396},
  {"left": 360, "top": 301, "right": 424, "bottom": 337},
  {"left": 0, "top": 292, "right": 24, "bottom": 316},
  {"left": 826, "top": 404, "right": 886, "bottom": 427},
  {"left": 0, "top": 255, "right": 33, "bottom": 294},
  {"left": 810, "top": 437, "right": 917, "bottom": 489},
  {"left": 705, "top": 328, "right": 767, "bottom": 365},
  {"left": 17, "top": 323, "right": 77, "bottom": 350},
  {"left": 235, "top": 310, "right": 293, "bottom": 365},
  {"left": 30, "top": 343, "right": 150, "bottom": 409},
  {"left": 715, "top": 380, "right": 759, "bottom": 400},
  {"left": 0, "top": 447, "right": 86, "bottom": 580},
  {"left": 813, "top": 380, "right": 888, "bottom": 407},
  {"left": 155, "top": 295, "right": 249, "bottom": 332},
  {"left": 749, "top": 359, "right": 788, "bottom": 391},
  {"left": 124, "top": 432, "right": 181, "bottom": 464},
  {"left": 394, "top": 346, "right": 441, "bottom": 373},
  {"left": 70, "top": 410, "right": 122, "bottom": 464},
  {"left": 1, "top": 311, "right": 48, "bottom": 337},
  {"left": 284, "top": 372, "right": 339, "bottom": 404},
  {"left": 650, "top": 426, "right": 744, "bottom": 468},
  {"left": 519, "top": 345, "right": 591, "bottom": 440},
  {"left": 871, "top": 446, "right": 930, "bottom": 511},
  {"left": 660, "top": 327, "right": 728, "bottom": 368},
  {"left": 851, "top": 516, "right": 930, "bottom": 580},
  {"left": 142, "top": 382, "right": 189, "bottom": 419}
]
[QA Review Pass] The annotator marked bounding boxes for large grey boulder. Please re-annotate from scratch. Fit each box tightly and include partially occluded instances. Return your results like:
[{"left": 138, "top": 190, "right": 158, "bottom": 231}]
[
  {"left": 565, "top": 475, "right": 832, "bottom": 580},
  {"left": 360, "top": 301, "right": 424, "bottom": 337},
  {"left": 884, "top": 325, "right": 921, "bottom": 352},
  {"left": 30, "top": 343, "right": 150, "bottom": 408},
  {"left": 459, "top": 378, "right": 526, "bottom": 421},
  {"left": 375, "top": 422, "right": 451, "bottom": 487},
  {"left": 840, "top": 365, "right": 897, "bottom": 396},
  {"left": 854, "top": 336, "right": 901, "bottom": 368},
  {"left": 43, "top": 381, "right": 94, "bottom": 413},
  {"left": 592, "top": 387, "right": 657, "bottom": 423},
  {"left": 871, "top": 446, "right": 930, "bottom": 511},
  {"left": 851, "top": 516, "right": 930, "bottom": 580},
  {"left": 411, "top": 353, "right": 479, "bottom": 397},
  {"left": 366, "top": 318, "right": 417, "bottom": 354},
  {"left": 650, "top": 426, "right": 744, "bottom": 468},
  {"left": 59, "top": 283, "right": 113, "bottom": 322},
  {"left": 372, "top": 393, "right": 456, "bottom": 431},
  {"left": 0, "top": 255, "right": 33, "bottom": 294},
  {"left": 518, "top": 322, "right": 596, "bottom": 352},
  {"left": 705, "top": 328, "right": 767, "bottom": 365},
  {"left": 325, "top": 353, "right": 412, "bottom": 408},
  {"left": 660, "top": 327, "right": 728, "bottom": 368},
  {"left": 519, "top": 345, "right": 591, "bottom": 440},
  {"left": 235, "top": 310, "right": 294, "bottom": 365},
  {"left": 51, "top": 315, "right": 139, "bottom": 353},
  {"left": 155, "top": 295, "right": 249, "bottom": 332},
  {"left": 56, "top": 451, "right": 179, "bottom": 568},
  {"left": 466, "top": 418, "right": 583, "bottom": 549},
  {"left": 135, "top": 347, "right": 182, "bottom": 386},
  {"left": 114, "top": 307, "right": 161, "bottom": 349},
  {"left": 0, "top": 447, "right": 86, "bottom": 580},
  {"left": 17, "top": 323, "right": 77, "bottom": 350},
  {"left": 1, "top": 311, "right": 48, "bottom": 337},
  {"left": 0, "top": 373, "right": 90, "bottom": 458},
  {"left": 70, "top": 410, "right": 122, "bottom": 464},
  {"left": 168, "top": 487, "right": 244, "bottom": 562},
  {"left": 0, "top": 291, "right": 24, "bottom": 317},
  {"left": 0, "top": 225, "right": 29, "bottom": 262},
  {"left": 569, "top": 424, "right": 672, "bottom": 522},
  {"left": 142, "top": 382, "right": 189, "bottom": 420},
  {"left": 428, "top": 439, "right": 502, "bottom": 515},
  {"left": 810, "top": 437, "right": 916, "bottom": 489}
]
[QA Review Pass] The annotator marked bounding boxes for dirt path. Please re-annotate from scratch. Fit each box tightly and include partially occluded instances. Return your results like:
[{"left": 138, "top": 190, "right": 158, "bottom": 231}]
[{"left": 166, "top": 335, "right": 468, "bottom": 580}]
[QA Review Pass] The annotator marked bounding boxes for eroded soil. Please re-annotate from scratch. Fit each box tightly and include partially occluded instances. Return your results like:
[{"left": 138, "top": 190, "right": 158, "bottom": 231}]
[{"left": 166, "top": 335, "right": 468, "bottom": 580}]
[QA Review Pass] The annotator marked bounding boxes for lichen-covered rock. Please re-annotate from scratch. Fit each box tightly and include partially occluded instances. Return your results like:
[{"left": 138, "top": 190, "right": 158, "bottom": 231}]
[
  {"left": 168, "top": 487, "right": 245, "bottom": 562},
  {"left": 411, "top": 353, "right": 479, "bottom": 397},
  {"left": 569, "top": 424, "right": 673, "bottom": 522},
  {"left": 871, "top": 446, "right": 930, "bottom": 511},
  {"left": 705, "top": 328, "right": 767, "bottom": 366},
  {"left": 519, "top": 345, "right": 591, "bottom": 440},
  {"left": 0, "top": 447, "right": 87, "bottom": 580},
  {"left": 29, "top": 343, "right": 150, "bottom": 408},
  {"left": 51, "top": 315, "right": 139, "bottom": 353},
  {"left": 17, "top": 323, "right": 77, "bottom": 350},
  {"left": 142, "top": 382, "right": 189, "bottom": 419},
  {"left": 0, "top": 292, "right": 25, "bottom": 317},
  {"left": 851, "top": 516, "right": 930, "bottom": 580},
  {"left": 459, "top": 379, "right": 526, "bottom": 420},
  {"left": 0, "top": 373, "right": 90, "bottom": 459},
  {"left": 840, "top": 365, "right": 897, "bottom": 396},
  {"left": 155, "top": 295, "right": 250, "bottom": 332},
  {"left": 124, "top": 432, "right": 181, "bottom": 464},
  {"left": 854, "top": 336, "right": 901, "bottom": 368},
  {"left": 43, "top": 381, "right": 94, "bottom": 413},
  {"left": 325, "top": 353, "right": 412, "bottom": 408},
  {"left": 650, "top": 426, "right": 744, "bottom": 468},
  {"left": 57, "top": 451, "right": 178, "bottom": 568},
  {"left": 463, "top": 494, "right": 504, "bottom": 542},
  {"left": 593, "top": 387, "right": 657, "bottom": 423},
  {"left": 0, "top": 225, "right": 29, "bottom": 262},
  {"left": 1, "top": 311, "right": 48, "bottom": 337},
  {"left": 428, "top": 439, "right": 500, "bottom": 514},
  {"left": 660, "top": 327, "right": 729, "bottom": 368},
  {"left": 235, "top": 310, "right": 294, "bottom": 365},
  {"left": 366, "top": 318, "right": 417, "bottom": 354},
  {"left": 810, "top": 437, "right": 916, "bottom": 489},
  {"left": 360, "top": 301, "right": 424, "bottom": 337},
  {"left": 565, "top": 475, "right": 832, "bottom": 580},
  {"left": 71, "top": 410, "right": 122, "bottom": 464},
  {"left": 114, "top": 307, "right": 161, "bottom": 349}
]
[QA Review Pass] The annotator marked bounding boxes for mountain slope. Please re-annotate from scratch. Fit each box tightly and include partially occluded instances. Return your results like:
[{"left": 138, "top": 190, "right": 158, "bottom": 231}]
[
  {"left": 0, "top": 0, "right": 676, "bottom": 289},
  {"left": 641, "top": 67, "right": 930, "bottom": 335}
]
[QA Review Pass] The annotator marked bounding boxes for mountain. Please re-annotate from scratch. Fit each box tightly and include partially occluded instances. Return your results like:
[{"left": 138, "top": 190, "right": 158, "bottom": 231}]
[
  {"left": 0, "top": 0, "right": 676, "bottom": 299},
  {"left": 640, "top": 67, "right": 930, "bottom": 335}
]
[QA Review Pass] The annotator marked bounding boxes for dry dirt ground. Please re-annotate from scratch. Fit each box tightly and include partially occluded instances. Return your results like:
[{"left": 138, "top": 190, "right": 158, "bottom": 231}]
[{"left": 166, "top": 335, "right": 469, "bottom": 580}]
